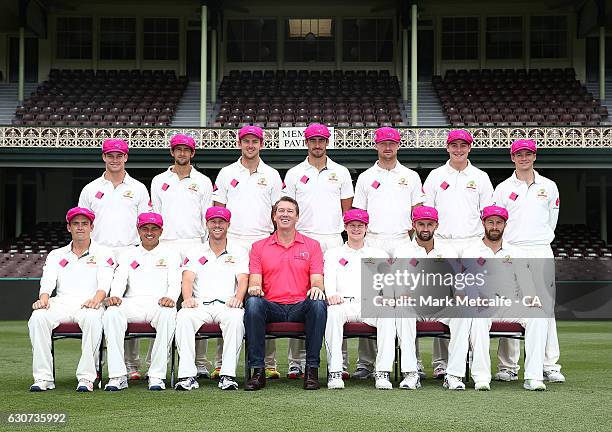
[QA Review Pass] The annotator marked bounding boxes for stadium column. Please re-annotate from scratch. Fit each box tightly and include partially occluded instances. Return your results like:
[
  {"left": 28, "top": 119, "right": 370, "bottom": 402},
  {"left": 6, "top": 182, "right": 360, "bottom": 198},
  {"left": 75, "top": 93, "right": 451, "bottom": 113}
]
[
  {"left": 600, "top": 26, "right": 606, "bottom": 102},
  {"left": 211, "top": 28, "right": 217, "bottom": 104},
  {"left": 335, "top": 17, "right": 342, "bottom": 70},
  {"left": 200, "top": 2, "right": 208, "bottom": 127},
  {"left": 18, "top": 26, "right": 25, "bottom": 103},
  {"left": 15, "top": 173, "right": 23, "bottom": 237},
  {"left": 601, "top": 175, "right": 608, "bottom": 243},
  {"left": 410, "top": 2, "right": 417, "bottom": 126},
  {"left": 277, "top": 16, "right": 284, "bottom": 70},
  {"left": 402, "top": 28, "right": 408, "bottom": 102}
]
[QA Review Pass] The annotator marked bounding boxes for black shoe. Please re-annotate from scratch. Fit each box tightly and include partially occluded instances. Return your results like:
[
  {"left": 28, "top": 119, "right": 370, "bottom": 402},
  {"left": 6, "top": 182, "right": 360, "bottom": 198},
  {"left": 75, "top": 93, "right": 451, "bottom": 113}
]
[
  {"left": 244, "top": 368, "right": 266, "bottom": 391},
  {"left": 304, "top": 366, "right": 320, "bottom": 390}
]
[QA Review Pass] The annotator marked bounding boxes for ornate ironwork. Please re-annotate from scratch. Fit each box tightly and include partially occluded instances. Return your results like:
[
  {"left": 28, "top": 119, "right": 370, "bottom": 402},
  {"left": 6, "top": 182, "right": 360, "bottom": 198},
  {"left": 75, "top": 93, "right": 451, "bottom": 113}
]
[{"left": 1, "top": 126, "right": 611, "bottom": 149}]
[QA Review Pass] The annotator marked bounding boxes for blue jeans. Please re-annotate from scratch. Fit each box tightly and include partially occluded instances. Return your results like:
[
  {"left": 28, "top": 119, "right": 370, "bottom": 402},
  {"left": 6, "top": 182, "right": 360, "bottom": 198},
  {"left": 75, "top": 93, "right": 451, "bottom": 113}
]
[{"left": 244, "top": 296, "right": 327, "bottom": 369}]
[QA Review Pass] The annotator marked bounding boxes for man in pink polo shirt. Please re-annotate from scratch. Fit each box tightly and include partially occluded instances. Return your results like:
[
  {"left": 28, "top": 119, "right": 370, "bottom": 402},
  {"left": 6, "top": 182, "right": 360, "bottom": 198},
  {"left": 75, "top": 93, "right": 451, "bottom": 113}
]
[{"left": 244, "top": 196, "right": 326, "bottom": 391}]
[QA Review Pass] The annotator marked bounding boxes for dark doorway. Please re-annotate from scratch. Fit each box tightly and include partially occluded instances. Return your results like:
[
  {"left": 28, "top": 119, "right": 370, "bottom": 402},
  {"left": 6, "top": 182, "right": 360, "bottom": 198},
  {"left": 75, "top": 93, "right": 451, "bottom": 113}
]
[
  {"left": 186, "top": 30, "right": 213, "bottom": 81},
  {"left": 586, "top": 36, "right": 612, "bottom": 82},
  {"left": 417, "top": 29, "right": 434, "bottom": 80},
  {"left": 9, "top": 37, "right": 38, "bottom": 83}
]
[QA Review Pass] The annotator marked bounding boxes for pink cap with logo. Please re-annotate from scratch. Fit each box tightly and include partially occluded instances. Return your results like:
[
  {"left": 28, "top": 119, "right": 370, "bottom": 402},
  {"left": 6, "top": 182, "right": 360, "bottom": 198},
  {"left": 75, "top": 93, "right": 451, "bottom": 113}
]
[
  {"left": 170, "top": 134, "right": 196, "bottom": 151},
  {"left": 102, "top": 138, "right": 129, "bottom": 155},
  {"left": 412, "top": 206, "right": 439, "bottom": 222},
  {"left": 66, "top": 207, "right": 95, "bottom": 223},
  {"left": 510, "top": 139, "right": 537, "bottom": 155},
  {"left": 481, "top": 205, "right": 509, "bottom": 221},
  {"left": 343, "top": 209, "right": 369, "bottom": 224},
  {"left": 447, "top": 129, "right": 473, "bottom": 145},
  {"left": 205, "top": 206, "right": 232, "bottom": 222},
  {"left": 238, "top": 125, "right": 264, "bottom": 140},
  {"left": 304, "top": 123, "right": 331, "bottom": 140},
  {"left": 137, "top": 212, "right": 163, "bottom": 228},
  {"left": 374, "top": 127, "right": 401, "bottom": 144}
]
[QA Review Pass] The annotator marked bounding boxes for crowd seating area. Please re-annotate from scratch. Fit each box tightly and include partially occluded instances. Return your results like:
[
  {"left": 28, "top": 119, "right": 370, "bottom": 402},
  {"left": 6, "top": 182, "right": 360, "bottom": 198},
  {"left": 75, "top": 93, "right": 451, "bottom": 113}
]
[
  {"left": 433, "top": 68, "right": 609, "bottom": 127},
  {"left": 214, "top": 70, "right": 404, "bottom": 128},
  {"left": 12, "top": 69, "right": 188, "bottom": 127},
  {"left": 0, "top": 223, "right": 609, "bottom": 279}
]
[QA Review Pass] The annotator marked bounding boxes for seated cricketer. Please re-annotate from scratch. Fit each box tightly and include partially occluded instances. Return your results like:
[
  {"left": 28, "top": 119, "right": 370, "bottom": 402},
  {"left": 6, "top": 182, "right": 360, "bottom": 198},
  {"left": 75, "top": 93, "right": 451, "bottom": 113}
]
[
  {"left": 29, "top": 207, "right": 115, "bottom": 392},
  {"left": 103, "top": 212, "right": 181, "bottom": 391},
  {"left": 174, "top": 206, "right": 248, "bottom": 391},
  {"left": 244, "top": 196, "right": 327, "bottom": 391}
]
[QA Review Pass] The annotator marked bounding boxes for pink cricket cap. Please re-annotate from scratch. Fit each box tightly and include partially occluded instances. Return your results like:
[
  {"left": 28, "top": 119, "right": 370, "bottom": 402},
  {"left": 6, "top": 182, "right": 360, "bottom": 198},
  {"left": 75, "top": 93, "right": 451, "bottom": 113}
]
[
  {"left": 343, "top": 209, "right": 369, "bottom": 225},
  {"left": 170, "top": 134, "right": 196, "bottom": 151},
  {"left": 447, "top": 129, "right": 473, "bottom": 145},
  {"left": 412, "top": 206, "right": 439, "bottom": 222},
  {"left": 238, "top": 125, "right": 264, "bottom": 141},
  {"left": 137, "top": 212, "right": 163, "bottom": 228},
  {"left": 510, "top": 139, "right": 537, "bottom": 155},
  {"left": 66, "top": 207, "right": 95, "bottom": 223},
  {"left": 205, "top": 206, "right": 231, "bottom": 222},
  {"left": 374, "top": 127, "right": 401, "bottom": 144},
  {"left": 304, "top": 123, "right": 331, "bottom": 140},
  {"left": 481, "top": 205, "right": 509, "bottom": 221},
  {"left": 102, "top": 138, "right": 129, "bottom": 155}
]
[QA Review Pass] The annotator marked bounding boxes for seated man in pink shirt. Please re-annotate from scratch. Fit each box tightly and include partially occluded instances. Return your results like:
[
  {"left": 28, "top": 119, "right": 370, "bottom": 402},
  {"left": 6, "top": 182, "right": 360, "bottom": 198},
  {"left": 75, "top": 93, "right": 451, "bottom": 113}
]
[{"left": 244, "top": 196, "right": 326, "bottom": 391}]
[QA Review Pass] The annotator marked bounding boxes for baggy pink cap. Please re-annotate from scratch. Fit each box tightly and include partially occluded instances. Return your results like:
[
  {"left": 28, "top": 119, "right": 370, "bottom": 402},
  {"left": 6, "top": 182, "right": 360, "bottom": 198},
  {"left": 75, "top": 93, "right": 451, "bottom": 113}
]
[
  {"left": 304, "top": 123, "right": 331, "bottom": 140},
  {"left": 170, "top": 134, "right": 196, "bottom": 151},
  {"left": 238, "top": 125, "right": 264, "bottom": 140},
  {"left": 343, "top": 209, "right": 369, "bottom": 224},
  {"left": 102, "top": 138, "right": 129, "bottom": 154},
  {"left": 205, "top": 206, "right": 231, "bottom": 222},
  {"left": 66, "top": 207, "right": 95, "bottom": 223},
  {"left": 137, "top": 212, "right": 163, "bottom": 228},
  {"left": 510, "top": 139, "right": 537, "bottom": 155},
  {"left": 412, "top": 206, "right": 439, "bottom": 222},
  {"left": 374, "top": 127, "right": 401, "bottom": 144},
  {"left": 447, "top": 129, "right": 473, "bottom": 145},
  {"left": 481, "top": 205, "right": 509, "bottom": 221}
]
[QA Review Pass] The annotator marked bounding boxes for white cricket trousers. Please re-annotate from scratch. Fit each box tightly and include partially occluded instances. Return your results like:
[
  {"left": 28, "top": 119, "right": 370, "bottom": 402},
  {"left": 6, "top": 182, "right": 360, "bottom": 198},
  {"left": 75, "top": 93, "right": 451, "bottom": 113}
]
[
  {"left": 430, "top": 237, "right": 482, "bottom": 371},
  {"left": 396, "top": 318, "right": 471, "bottom": 376},
  {"left": 29, "top": 298, "right": 103, "bottom": 382},
  {"left": 103, "top": 298, "right": 176, "bottom": 380},
  {"left": 471, "top": 318, "right": 548, "bottom": 382},
  {"left": 325, "top": 302, "right": 396, "bottom": 373},
  {"left": 497, "top": 244, "right": 561, "bottom": 373},
  {"left": 175, "top": 303, "right": 244, "bottom": 378}
]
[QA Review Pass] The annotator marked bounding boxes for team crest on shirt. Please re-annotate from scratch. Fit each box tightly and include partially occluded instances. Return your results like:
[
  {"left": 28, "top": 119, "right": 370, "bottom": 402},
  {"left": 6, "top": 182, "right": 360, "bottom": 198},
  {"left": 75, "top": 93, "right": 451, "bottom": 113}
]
[
  {"left": 328, "top": 172, "right": 339, "bottom": 182},
  {"left": 397, "top": 177, "right": 408, "bottom": 186},
  {"left": 257, "top": 177, "right": 268, "bottom": 187},
  {"left": 155, "top": 258, "right": 167, "bottom": 268},
  {"left": 86, "top": 256, "right": 97, "bottom": 266},
  {"left": 188, "top": 183, "right": 199, "bottom": 192},
  {"left": 466, "top": 180, "right": 477, "bottom": 190},
  {"left": 363, "top": 258, "right": 376, "bottom": 264},
  {"left": 537, "top": 188, "right": 548, "bottom": 199},
  {"left": 122, "top": 190, "right": 134, "bottom": 199},
  {"left": 224, "top": 255, "right": 235, "bottom": 264},
  {"left": 503, "top": 255, "right": 513, "bottom": 263}
]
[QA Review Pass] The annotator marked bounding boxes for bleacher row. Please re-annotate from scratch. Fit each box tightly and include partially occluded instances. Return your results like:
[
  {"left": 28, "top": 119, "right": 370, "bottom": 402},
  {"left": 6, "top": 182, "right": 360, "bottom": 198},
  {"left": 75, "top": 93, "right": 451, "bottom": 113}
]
[
  {"left": 0, "top": 223, "right": 609, "bottom": 279},
  {"left": 433, "top": 68, "right": 609, "bottom": 127},
  {"left": 214, "top": 69, "right": 403, "bottom": 128},
  {"left": 12, "top": 69, "right": 188, "bottom": 128}
]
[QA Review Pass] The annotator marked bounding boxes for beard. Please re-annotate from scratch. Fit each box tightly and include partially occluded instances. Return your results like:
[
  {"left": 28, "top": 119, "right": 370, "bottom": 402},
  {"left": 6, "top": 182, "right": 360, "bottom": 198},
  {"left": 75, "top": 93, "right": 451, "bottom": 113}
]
[
  {"left": 416, "top": 231, "right": 432, "bottom": 242},
  {"left": 485, "top": 229, "right": 503, "bottom": 241}
]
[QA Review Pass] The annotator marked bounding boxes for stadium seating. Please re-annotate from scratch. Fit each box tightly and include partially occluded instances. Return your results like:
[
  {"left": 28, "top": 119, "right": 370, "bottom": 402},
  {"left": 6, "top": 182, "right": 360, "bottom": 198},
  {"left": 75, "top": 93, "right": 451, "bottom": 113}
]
[
  {"left": 12, "top": 69, "right": 188, "bottom": 127},
  {"left": 433, "top": 68, "right": 609, "bottom": 127},
  {"left": 214, "top": 70, "right": 404, "bottom": 128}
]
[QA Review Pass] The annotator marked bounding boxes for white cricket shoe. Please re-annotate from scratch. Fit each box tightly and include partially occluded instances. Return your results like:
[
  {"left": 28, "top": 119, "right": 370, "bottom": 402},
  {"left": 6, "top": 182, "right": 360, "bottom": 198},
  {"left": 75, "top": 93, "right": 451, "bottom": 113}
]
[
  {"left": 327, "top": 372, "right": 345, "bottom": 390},
  {"left": 474, "top": 381, "right": 491, "bottom": 391},
  {"left": 494, "top": 369, "right": 518, "bottom": 381},
  {"left": 443, "top": 374, "right": 465, "bottom": 390},
  {"left": 104, "top": 375, "right": 128, "bottom": 392},
  {"left": 543, "top": 370, "right": 566, "bottom": 383},
  {"left": 524, "top": 379, "right": 547, "bottom": 391},
  {"left": 148, "top": 377, "right": 165, "bottom": 391},
  {"left": 218, "top": 375, "right": 239, "bottom": 390},
  {"left": 399, "top": 372, "right": 421, "bottom": 390},
  {"left": 175, "top": 377, "right": 199, "bottom": 391},
  {"left": 374, "top": 372, "right": 393, "bottom": 390},
  {"left": 76, "top": 379, "right": 94, "bottom": 392},
  {"left": 30, "top": 380, "right": 55, "bottom": 392}
]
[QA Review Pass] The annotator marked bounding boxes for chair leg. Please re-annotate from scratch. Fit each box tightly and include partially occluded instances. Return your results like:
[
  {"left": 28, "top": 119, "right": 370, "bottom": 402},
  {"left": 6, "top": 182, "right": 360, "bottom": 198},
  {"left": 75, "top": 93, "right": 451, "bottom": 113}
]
[
  {"left": 51, "top": 337, "right": 56, "bottom": 383},
  {"left": 98, "top": 333, "right": 104, "bottom": 389},
  {"left": 170, "top": 337, "right": 176, "bottom": 388},
  {"left": 244, "top": 338, "right": 250, "bottom": 381},
  {"left": 394, "top": 338, "right": 399, "bottom": 383}
]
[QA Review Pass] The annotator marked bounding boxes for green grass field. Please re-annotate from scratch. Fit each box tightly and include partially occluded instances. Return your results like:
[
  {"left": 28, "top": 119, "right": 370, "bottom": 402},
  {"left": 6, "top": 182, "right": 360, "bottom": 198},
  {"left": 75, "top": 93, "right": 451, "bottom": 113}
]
[{"left": 0, "top": 321, "right": 611, "bottom": 432}]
